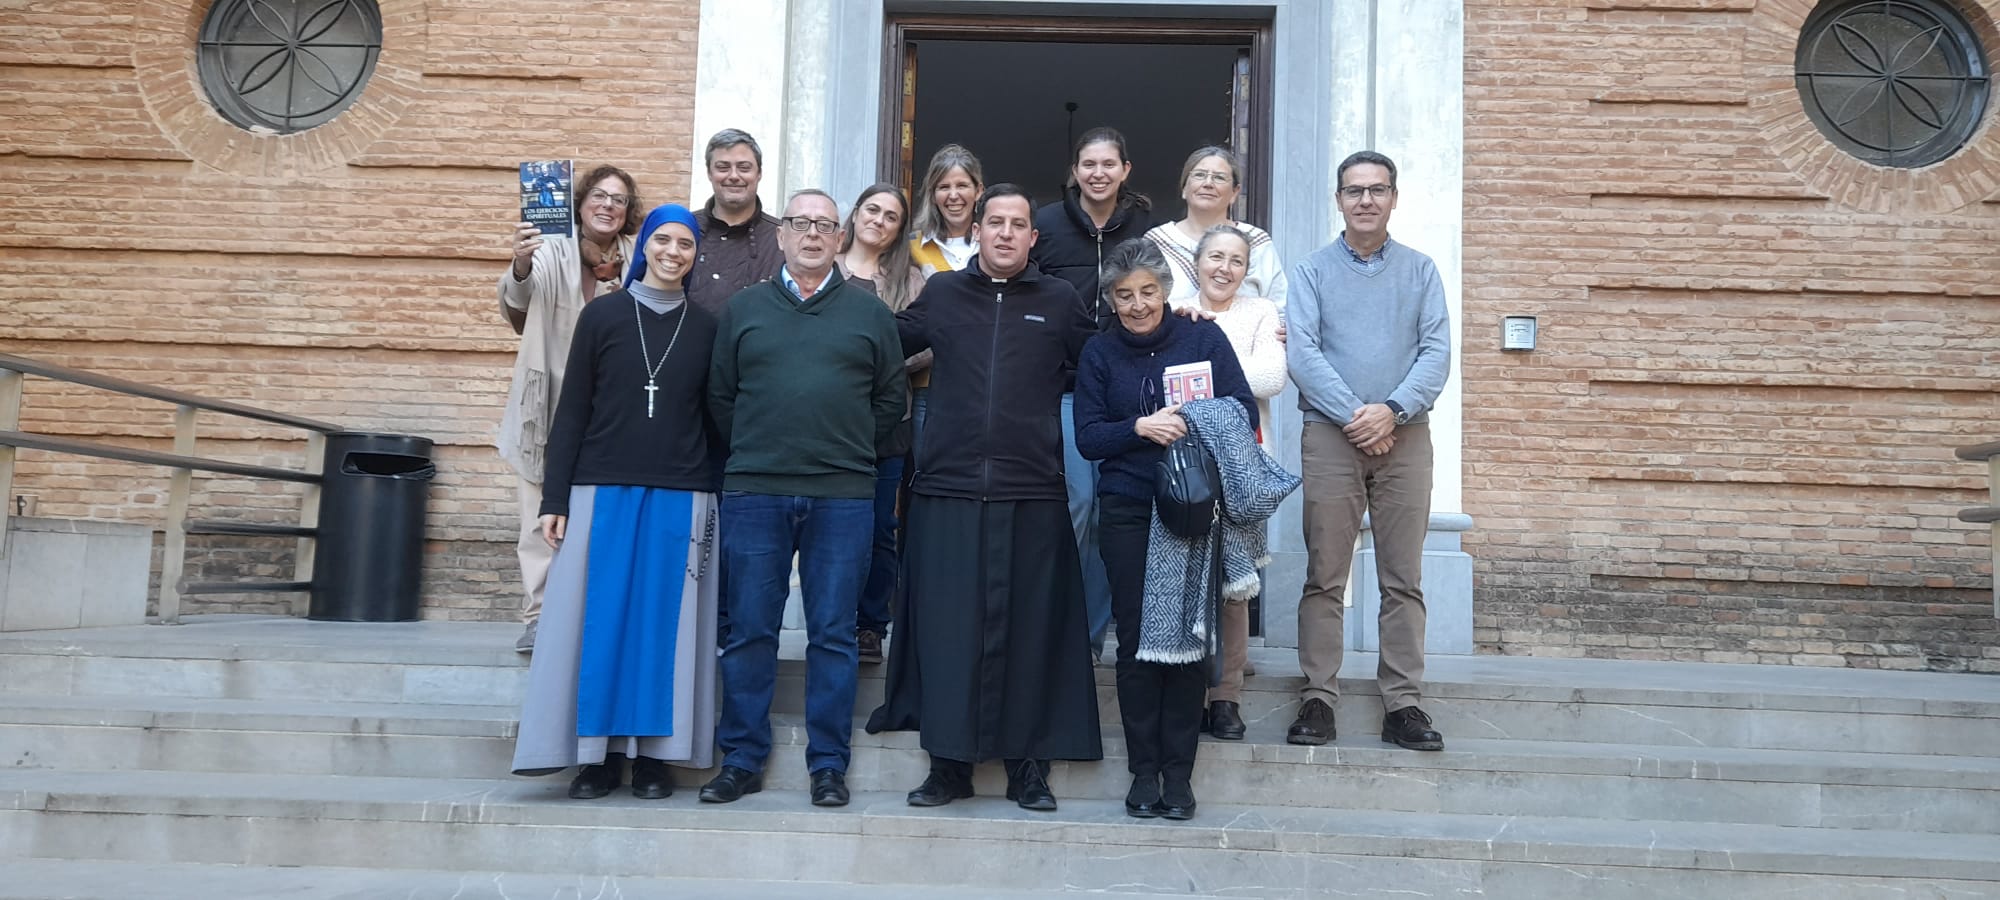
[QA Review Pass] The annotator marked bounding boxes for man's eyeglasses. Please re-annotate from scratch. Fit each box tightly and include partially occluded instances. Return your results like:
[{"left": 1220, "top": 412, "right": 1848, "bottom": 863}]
[
  {"left": 783, "top": 217, "right": 840, "bottom": 235},
  {"left": 585, "top": 190, "right": 632, "bottom": 209},
  {"left": 1338, "top": 184, "right": 1394, "bottom": 201}
]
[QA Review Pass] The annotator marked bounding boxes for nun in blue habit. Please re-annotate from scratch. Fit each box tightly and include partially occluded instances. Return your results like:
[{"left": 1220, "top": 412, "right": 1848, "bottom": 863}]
[{"left": 512, "top": 204, "right": 725, "bottom": 800}]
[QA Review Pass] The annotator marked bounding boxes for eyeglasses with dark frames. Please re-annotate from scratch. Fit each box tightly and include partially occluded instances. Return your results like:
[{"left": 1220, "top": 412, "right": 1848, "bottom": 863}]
[{"left": 782, "top": 216, "right": 840, "bottom": 235}]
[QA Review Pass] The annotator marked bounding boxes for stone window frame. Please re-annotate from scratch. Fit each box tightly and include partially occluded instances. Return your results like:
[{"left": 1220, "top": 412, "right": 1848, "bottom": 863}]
[
  {"left": 134, "top": 0, "right": 424, "bottom": 175},
  {"left": 1750, "top": 0, "right": 2000, "bottom": 214}
]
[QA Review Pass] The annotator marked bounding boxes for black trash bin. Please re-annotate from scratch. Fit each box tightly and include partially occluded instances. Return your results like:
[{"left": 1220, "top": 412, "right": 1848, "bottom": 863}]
[{"left": 310, "top": 432, "right": 436, "bottom": 622}]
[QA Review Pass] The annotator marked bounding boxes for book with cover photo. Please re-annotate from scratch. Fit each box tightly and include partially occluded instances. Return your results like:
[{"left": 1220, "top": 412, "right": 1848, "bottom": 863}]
[
  {"left": 520, "top": 159, "right": 573, "bottom": 238},
  {"left": 1161, "top": 360, "right": 1215, "bottom": 406}
]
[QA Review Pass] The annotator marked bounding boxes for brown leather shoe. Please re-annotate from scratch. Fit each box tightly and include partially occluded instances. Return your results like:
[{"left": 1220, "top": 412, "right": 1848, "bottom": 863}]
[{"left": 1286, "top": 698, "right": 1336, "bottom": 745}]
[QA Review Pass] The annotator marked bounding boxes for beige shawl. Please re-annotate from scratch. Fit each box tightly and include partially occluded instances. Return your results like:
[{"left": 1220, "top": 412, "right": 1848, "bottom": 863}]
[{"left": 495, "top": 233, "right": 634, "bottom": 482}]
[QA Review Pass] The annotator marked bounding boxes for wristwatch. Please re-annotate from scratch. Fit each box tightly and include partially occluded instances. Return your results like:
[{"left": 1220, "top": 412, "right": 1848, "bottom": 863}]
[{"left": 1385, "top": 400, "right": 1411, "bottom": 426}]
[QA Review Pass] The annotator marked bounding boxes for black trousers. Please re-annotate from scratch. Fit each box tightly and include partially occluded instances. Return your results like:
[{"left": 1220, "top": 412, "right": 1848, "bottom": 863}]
[{"left": 1099, "top": 493, "right": 1206, "bottom": 781}]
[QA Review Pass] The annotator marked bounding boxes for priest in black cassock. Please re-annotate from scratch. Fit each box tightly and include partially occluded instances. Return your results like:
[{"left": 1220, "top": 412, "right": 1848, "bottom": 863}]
[{"left": 865, "top": 184, "right": 1103, "bottom": 811}]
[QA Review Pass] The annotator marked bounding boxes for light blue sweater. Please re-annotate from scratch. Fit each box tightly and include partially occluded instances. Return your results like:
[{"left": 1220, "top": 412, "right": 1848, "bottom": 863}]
[{"left": 1285, "top": 236, "right": 1452, "bottom": 426}]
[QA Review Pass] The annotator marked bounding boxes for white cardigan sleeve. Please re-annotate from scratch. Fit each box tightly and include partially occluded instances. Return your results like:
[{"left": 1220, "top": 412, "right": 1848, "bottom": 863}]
[
  {"left": 1249, "top": 241, "right": 1289, "bottom": 313},
  {"left": 1237, "top": 300, "right": 1289, "bottom": 401}
]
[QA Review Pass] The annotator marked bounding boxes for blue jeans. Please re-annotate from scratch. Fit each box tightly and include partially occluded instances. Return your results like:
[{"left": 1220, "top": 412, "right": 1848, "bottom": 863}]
[
  {"left": 858, "top": 456, "right": 904, "bottom": 635},
  {"left": 911, "top": 387, "right": 930, "bottom": 460},
  {"left": 1061, "top": 393, "right": 1112, "bottom": 655},
  {"left": 716, "top": 491, "right": 872, "bottom": 775}
]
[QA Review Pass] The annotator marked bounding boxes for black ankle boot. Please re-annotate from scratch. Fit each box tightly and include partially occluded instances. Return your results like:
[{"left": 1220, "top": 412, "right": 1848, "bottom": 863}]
[{"left": 568, "top": 753, "right": 625, "bottom": 799}]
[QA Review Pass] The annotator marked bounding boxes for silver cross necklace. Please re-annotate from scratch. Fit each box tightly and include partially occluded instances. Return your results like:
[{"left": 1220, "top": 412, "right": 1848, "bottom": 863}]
[{"left": 633, "top": 296, "right": 686, "bottom": 418}]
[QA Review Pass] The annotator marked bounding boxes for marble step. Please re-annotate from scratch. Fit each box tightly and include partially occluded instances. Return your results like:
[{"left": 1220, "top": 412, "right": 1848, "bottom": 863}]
[
  {"left": 3, "top": 617, "right": 1995, "bottom": 756},
  {"left": 5, "top": 693, "right": 1998, "bottom": 833},
  {"left": 4, "top": 656, "right": 1996, "bottom": 761},
  {"left": 0, "top": 859, "right": 1199, "bottom": 899},
  {"left": 3, "top": 769, "right": 1997, "bottom": 898}
]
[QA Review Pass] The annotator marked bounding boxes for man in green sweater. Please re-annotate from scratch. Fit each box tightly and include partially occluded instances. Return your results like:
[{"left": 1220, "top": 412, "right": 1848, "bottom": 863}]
[{"left": 703, "top": 189, "right": 907, "bottom": 808}]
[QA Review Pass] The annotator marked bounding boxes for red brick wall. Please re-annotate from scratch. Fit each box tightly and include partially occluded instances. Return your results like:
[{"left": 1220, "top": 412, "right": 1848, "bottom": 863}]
[
  {"left": 1462, "top": 0, "right": 2000, "bottom": 670},
  {"left": 0, "top": 0, "right": 700, "bottom": 620}
]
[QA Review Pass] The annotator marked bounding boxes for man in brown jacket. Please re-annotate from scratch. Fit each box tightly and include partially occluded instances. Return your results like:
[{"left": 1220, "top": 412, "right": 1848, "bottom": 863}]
[{"left": 689, "top": 129, "right": 784, "bottom": 314}]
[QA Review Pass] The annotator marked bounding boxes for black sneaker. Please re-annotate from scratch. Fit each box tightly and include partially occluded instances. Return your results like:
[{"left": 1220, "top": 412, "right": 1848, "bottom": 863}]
[
  {"left": 1124, "top": 774, "right": 1161, "bottom": 818},
  {"left": 857, "top": 629, "right": 884, "bottom": 664},
  {"left": 1286, "top": 698, "right": 1336, "bottom": 745},
  {"left": 1381, "top": 706, "right": 1444, "bottom": 751}
]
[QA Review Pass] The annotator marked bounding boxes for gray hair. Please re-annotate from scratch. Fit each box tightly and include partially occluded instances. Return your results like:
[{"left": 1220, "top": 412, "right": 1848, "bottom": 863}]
[
  {"left": 784, "top": 188, "right": 839, "bottom": 217},
  {"left": 1194, "top": 223, "right": 1253, "bottom": 260},
  {"left": 1099, "top": 237, "right": 1174, "bottom": 304},
  {"left": 705, "top": 128, "right": 764, "bottom": 169}
]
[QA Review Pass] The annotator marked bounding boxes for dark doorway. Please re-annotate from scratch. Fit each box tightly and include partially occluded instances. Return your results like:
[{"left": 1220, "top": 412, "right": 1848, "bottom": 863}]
[
  {"left": 911, "top": 40, "right": 1239, "bottom": 217},
  {"left": 882, "top": 15, "right": 1274, "bottom": 228}
]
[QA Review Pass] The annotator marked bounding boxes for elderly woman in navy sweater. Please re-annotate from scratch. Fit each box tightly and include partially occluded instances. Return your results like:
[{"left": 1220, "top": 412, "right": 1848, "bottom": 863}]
[{"left": 1074, "top": 238, "right": 1256, "bottom": 820}]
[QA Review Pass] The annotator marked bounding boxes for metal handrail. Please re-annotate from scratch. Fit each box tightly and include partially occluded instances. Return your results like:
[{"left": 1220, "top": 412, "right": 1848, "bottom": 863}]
[
  {"left": 0, "top": 353, "right": 340, "bottom": 434},
  {"left": 0, "top": 354, "right": 333, "bottom": 624},
  {"left": 1957, "top": 440, "right": 2000, "bottom": 619}
]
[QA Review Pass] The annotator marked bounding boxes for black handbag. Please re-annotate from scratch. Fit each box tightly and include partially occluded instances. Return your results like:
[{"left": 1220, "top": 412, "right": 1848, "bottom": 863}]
[{"left": 1147, "top": 379, "right": 1222, "bottom": 539}]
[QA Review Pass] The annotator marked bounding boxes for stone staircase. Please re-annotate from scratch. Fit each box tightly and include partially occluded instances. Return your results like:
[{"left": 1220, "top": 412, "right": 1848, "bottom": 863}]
[{"left": 1, "top": 616, "right": 1997, "bottom": 898}]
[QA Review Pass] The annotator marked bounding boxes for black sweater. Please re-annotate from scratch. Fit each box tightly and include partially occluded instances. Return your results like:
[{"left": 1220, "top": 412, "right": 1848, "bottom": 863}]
[
  {"left": 896, "top": 257, "right": 1096, "bottom": 502},
  {"left": 707, "top": 271, "right": 908, "bottom": 499},
  {"left": 1073, "top": 310, "right": 1257, "bottom": 501},
  {"left": 540, "top": 290, "right": 722, "bottom": 517},
  {"left": 1031, "top": 186, "right": 1157, "bottom": 329}
]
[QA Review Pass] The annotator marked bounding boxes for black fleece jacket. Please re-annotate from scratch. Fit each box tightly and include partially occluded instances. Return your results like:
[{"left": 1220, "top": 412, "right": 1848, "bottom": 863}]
[
  {"left": 1031, "top": 186, "right": 1158, "bottom": 329},
  {"left": 895, "top": 257, "right": 1096, "bottom": 502}
]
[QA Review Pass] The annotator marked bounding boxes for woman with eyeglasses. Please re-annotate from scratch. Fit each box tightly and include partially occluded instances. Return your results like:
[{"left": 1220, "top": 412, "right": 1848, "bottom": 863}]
[
  {"left": 1144, "top": 146, "right": 1288, "bottom": 313},
  {"left": 837, "top": 183, "right": 930, "bottom": 664},
  {"left": 512, "top": 204, "right": 724, "bottom": 802},
  {"left": 499, "top": 164, "right": 644, "bottom": 655}
]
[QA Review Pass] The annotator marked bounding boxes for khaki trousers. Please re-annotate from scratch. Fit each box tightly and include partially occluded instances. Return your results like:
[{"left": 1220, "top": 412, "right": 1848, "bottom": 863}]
[
  {"left": 1207, "top": 598, "right": 1250, "bottom": 703},
  {"left": 1297, "top": 420, "right": 1432, "bottom": 712},
  {"left": 516, "top": 477, "right": 553, "bottom": 626}
]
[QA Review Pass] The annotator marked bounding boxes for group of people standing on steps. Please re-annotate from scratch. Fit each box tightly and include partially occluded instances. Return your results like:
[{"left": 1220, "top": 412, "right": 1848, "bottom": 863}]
[{"left": 492, "top": 124, "right": 1454, "bottom": 822}]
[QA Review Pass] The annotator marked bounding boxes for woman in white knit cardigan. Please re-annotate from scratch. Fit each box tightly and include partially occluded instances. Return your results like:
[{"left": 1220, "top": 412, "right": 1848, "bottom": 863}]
[
  {"left": 1144, "top": 146, "right": 1288, "bottom": 313},
  {"left": 1180, "top": 223, "right": 1287, "bottom": 741}
]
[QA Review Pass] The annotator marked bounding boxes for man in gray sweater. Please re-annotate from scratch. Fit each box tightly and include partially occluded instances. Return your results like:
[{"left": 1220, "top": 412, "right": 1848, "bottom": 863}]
[{"left": 1284, "top": 151, "right": 1452, "bottom": 751}]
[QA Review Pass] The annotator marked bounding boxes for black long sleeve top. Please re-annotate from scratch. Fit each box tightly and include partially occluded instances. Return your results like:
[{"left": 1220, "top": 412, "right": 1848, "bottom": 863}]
[{"left": 539, "top": 289, "right": 722, "bottom": 517}]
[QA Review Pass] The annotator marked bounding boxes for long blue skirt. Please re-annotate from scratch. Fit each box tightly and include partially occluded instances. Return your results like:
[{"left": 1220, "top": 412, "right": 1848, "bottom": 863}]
[{"left": 512, "top": 485, "right": 718, "bottom": 772}]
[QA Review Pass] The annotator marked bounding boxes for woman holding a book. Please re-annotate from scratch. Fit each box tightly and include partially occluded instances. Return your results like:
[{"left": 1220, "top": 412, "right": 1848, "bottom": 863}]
[
  {"left": 499, "top": 164, "right": 645, "bottom": 654},
  {"left": 837, "top": 183, "right": 930, "bottom": 664},
  {"left": 1072, "top": 239, "right": 1256, "bottom": 821},
  {"left": 511, "top": 203, "right": 724, "bottom": 802}
]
